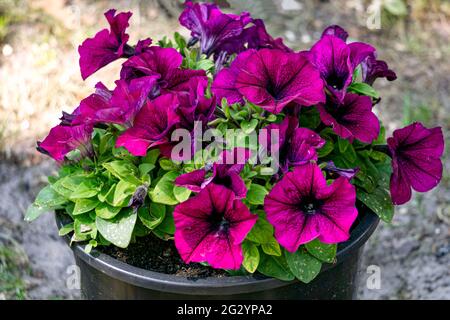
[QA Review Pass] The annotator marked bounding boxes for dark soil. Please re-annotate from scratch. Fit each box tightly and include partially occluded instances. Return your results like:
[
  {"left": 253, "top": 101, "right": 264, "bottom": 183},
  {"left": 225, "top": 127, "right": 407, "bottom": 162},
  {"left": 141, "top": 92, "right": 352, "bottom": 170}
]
[{"left": 100, "top": 234, "right": 228, "bottom": 280}]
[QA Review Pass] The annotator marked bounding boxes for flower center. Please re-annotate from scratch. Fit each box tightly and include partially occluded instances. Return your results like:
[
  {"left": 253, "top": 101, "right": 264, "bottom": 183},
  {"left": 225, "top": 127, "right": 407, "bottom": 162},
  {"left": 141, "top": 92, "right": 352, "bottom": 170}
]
[
  {"left": 208, "top": 213, "right": 231, "bottom": 233},
  {"left": 298, "top": 197, "right": 324, "bottom": 215},
  {"left": 326, "top": 72, "right": 347, "bottom": 90}
]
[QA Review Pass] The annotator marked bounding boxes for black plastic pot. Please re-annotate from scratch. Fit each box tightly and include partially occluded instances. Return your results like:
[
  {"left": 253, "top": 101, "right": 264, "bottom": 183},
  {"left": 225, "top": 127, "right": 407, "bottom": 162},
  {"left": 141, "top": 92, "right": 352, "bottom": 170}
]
[{"left": 56, "top": 210, "right": 379, "bottom": 300}]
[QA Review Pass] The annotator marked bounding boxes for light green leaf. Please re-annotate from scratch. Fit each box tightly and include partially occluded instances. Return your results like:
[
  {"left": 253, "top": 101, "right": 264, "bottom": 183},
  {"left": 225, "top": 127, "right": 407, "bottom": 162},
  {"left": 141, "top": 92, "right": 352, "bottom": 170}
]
[
  {"left": 102, "top": 160, "right": 141, "bottom": 185},
  {"left": 285, "top": 249, "right": 322, "bottom": 283},
  {"left": 142, "top": 149, "right": 160, "bottom": 165},
  {"left": 139, "top": 163, "right": 155, "bottom": 177},
  {"left": 35, "top": 185, "right": 67, "bottom": 208},
  {"left": 138, "top": 202, "right": 166, "bottom": 230},
  {"left": 305, "top": 239, "right": 337, "bottom": 263},
  {"left": 261, "top": 238, "right": 282, "bottom": 256},
  {"left": 242, "top": 242, "right": 260, "bottom": 273},
  {"left": 58, "top": 223, "right": 74, "bottom": 236},
  {"left": 24, "top": 204, "right": 48, "bottom": 222},
  {"left": 257, "top": 253, "right": 295, "bottom": 281},
  {"left": 96, "top": 209, "right": 137, "bottom": 248},
  {"left": 348, "top": 82, "right": 380, "bottom": 99},
  {"left": 69, "top": 179, "right": 101, "bottom": 200},
  {"left": 95, "top": 202, "right": 121, "bottom": 220},
  {"left": 383, "top": 0, "right": 407, "bottom": 16},
  {"left": 246, "top": 215, "right": 273, "bottom": 244},
  {"left": 246, "top": 184, "right": 268, "bottom": 205},
  {"left": 112, "top": 180, "right": 136, "bottom": 207},
  {"left": 149, "top": 171, "right": 179, "bottom": 205},
  {"left": 241, "top": 119, "right": 258, "bottom": 134},
  {"left": 73, "top": 198, "right": 99, "bottom": 215}
]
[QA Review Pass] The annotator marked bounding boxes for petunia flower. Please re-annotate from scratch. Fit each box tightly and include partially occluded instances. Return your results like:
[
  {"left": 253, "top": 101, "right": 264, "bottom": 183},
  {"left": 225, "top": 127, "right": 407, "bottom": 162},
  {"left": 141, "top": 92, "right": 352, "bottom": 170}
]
[
  {"left": 120, "top": 46, "right": 206, "bottom": 97},
  {"left": 308, "top": 30, "right": 375, "bottom": 101},
  {"left": 37, "top": 123, "right": 93, "bottom": 162},
  {"left": 264, "top": 163, "right": 358, "bottom": 252},
  {"left": 324, "top": 161, "right": 359, "bottom": 180},
  {"left": 212, "top": 48, "right": 325, "bottom": 114},
  {"left": 321, "top": 25, "right": 349, "bottom": 41},
  {"left": 78, "top": 9, "right": 133, "bottom": 80},
  {"left": 317, "top": 93, "right": 380, "bottom": 143},
  {"left": 179, "top": 1, "right": 251, "bottom": 58},
  {"left": 175, "top": 148, "right": 250, "bottom": 198},
  {"left": 115, "top": 93, "right": 180, "bottom": 156},
  {"left": 361, "top": 53, "right": 397, "bottom": 86},
  {"left": 387, "top": 122, "right": 444, "bottom": 205},
  {"left": 173, "top": 183, "right": 257, "bottom": 270},
  {"left": 261, "top": 116, "right": 325, "bottom": 172},
  {"left": 245, "top": 19, "right": 292, "bottom": 52},
  {"left": 72, "top": 79, "right": 157, "bottom": 128}
]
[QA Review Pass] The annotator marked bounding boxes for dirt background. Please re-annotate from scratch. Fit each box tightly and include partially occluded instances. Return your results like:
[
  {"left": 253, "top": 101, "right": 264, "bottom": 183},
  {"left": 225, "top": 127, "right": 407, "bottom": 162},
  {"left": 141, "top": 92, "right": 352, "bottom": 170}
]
[{"left": 0, "top": 0, "right": 448, "bottom": 299}]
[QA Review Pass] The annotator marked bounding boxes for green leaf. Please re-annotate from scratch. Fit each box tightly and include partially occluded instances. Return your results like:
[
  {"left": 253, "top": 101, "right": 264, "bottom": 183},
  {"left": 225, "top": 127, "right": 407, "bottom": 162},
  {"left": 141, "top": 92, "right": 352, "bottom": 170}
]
[
  {"left": 69, "top": 179, "right": 101, "bottom": 200},
  {"left": 96, "top": 209, "right": 137, "bottom": 248},
  {"left": 257, "top": 253, "right": 295, "bottom": 281},
  {"left": 159, "top": 158, "right": 179, "bottom": 171},
  {"left": 149, "top": 171, "right": 179, "bottom": 205},
  {"left": 299, "top": 107, "right": 321, "bottom": 129},
  {"left": 246, "top": 184, "right": 268, "bottom": 205},
  {"left": 102, "top": 160, "right": 141, "bottom": 185},
  {"left": 138, "top": 163, "right": 155, "bottom": 177},
  {"left": 73, "top": 214, "right": 96, "bottom": 242},
  {"left": 246, "top": 215, "right": 273, "bottom": 244},
  {"left": 357, "top": 185, "right": 394, "bottom": 222},
  {"left": 142, "top": 149, "right": 160, "bottom": 165},
  {"left": 305, "top": 239, "right": 337, "bottom": 263},
  {"left": 155, "top": 209, "right": 175, "bottom": 235},
  {"left": 261, "top": 238, "right": 282, "bottom": 256},
  {"left": 138, "top": 203, "right": 166, "bottom": 230},
  {"left": 24, "top": 204, "right": 48, "bottom": 222},
  {"left": 173, "top": 186, "right": 191, "bottom": 203},
  {"left": 241, "top": 119, "right": 258, "bottom": 134},
  {"left": 95, "top": 202, "right": 121, "bottom": 220},
  {"left": 285, "top": 249, "right": 322, "bottom": 283},
  {"left": 338, "top": 137, "right": 350, "bottom": 153},
  {"left": 51, "top": 179, "right": 73, "bottom": 198},
  {"left": 34, "top": 185, "right": 67, "bottom": 208},
  {"left": 317, "top": 139, "right": 334, "bottom": 158},
  {"left": 348, "top": 82, "right": 380, "bottom": 99},
  {"left": 73, "top": 198, "right": 99, "bottom": 215},
  {"left": 111, "top": 180, "right": 136, "bottom": 207},
  {"left": 58, "top": 223, "right": 74, "bottom": 236},
  {"left": 242, "top": 242, "right": 260, "bottom": 273}
]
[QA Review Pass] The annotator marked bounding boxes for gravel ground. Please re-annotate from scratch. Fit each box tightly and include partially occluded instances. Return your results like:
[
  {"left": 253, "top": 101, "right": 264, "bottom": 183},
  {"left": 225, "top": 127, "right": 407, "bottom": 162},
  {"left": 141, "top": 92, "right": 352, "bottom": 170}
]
[{"left": 0, "top": 0, "right": 449, "bottom": 300}]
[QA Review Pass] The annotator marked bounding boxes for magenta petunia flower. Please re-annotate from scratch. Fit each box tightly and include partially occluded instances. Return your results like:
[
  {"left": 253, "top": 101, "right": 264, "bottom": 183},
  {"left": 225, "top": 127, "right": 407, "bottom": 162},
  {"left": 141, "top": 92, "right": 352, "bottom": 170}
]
[
  {"left": 174, "top": 183, "right": 257, "bottom": 270},
  {"left": 115, "top": 93, "right": 180, "bottom": 156},
  {"left": 387, "top": 122, "right": 444, "bottom": 205},
  {"left": 324, "top": 161, "right": 359, "bottom": 180},
  {"left": 361, "top": 53, "right": 397, "bottom": 86},
  {"left": 175, "top": 77, "right": 216, "bottom": 131},
  {"left": 245, "top": 19, "right": 292, "bottom": 52},
  {"left": 212, "top": 49, "right": 325, "bottom": 114},
  {"left": 264, "top": 163, "right": 358, "bottom": 252},
  {"left": 262, "top": 116, "right": 325, "bottom": 172},
  {"left": 78, "top": 9, "right": 133, "bottom": 80},
  {"left": 308, "top": 30, "right": 375, "bottom": 101},
  {"left": 120, "top": 46, "right": 206, "bottom": 97},
  {"left": 321, "top": 25, "right": 349, "bottom": 41},
  {"left": 179, "top": 1, "right": 251, "bottom": 58},
  {"left": 175, "top": 148, "right": 250, "bottom": 198},
  {"left": 37, "top": 123, "right": 93, "bottom": 162},
  {"left": 317, "top": 93, "right": 380, "bottom": 143},
  {"left": 72, "top": 79, "right": 157, "bottom": 128}
]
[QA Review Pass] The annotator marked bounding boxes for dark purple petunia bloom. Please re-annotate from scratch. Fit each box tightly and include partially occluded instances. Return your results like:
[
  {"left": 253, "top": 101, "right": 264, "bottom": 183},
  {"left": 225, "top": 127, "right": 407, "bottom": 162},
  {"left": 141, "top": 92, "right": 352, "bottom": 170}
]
[
  {"left": 175, "top": 148, "right": 250, "bottom": 198},
  {"left": 264, "top": 163, "right": 358, "bottom": 252},
  {"left": 245, "top": 19, "right": 292, "bottom": 52},
  {"left": 324, "top": 161, "right": 359, "bottom": 180},
  {"left": 387, "top": 122, "right": 444, "bottom": 205},
  {"left": 212, "top": 48, "right": 325, "bottom": 114},
  {"left": 37, "top": 123, "right": 93, "bottom": 162},
  {"left": 361, "top": 53, "right": 397, "bottom": 86},
  {"left": 175, "top": 76, "right": 216, "bottom": 131},
  {"left": 78, "top": 9, "right": 133, "bottom": 80},
  {"left": 262, "top": 116, "right": 325, "bottom": 172},
  {"left": 120, "top": 46, "right": 206, "bottom": 97},
  {"left": 115, "top": 93, "right": 180, "bottom": 156},
  {"left": 317, "top": 93, "right": 380, "bottom": 143},
  {"left": 321, "top": 25, "right": 349, "bottom": 41},
  {"left": 308, "top": 30, "right": 375, "bottom": 101},
  {"left": 174, "top": 183, "right": 257, "bottom": 270},
  {"left": 179, "top": 1, "right": 251, "bottom": 58},
  {"left": 72, "top": 79, "right": 157, "bottom": 128}
]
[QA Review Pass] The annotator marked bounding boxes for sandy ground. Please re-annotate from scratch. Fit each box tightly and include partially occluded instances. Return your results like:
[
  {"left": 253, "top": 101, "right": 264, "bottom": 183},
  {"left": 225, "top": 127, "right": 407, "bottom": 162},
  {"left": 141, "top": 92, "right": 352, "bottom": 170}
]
[{"left": 0, "top": 0, "right": 449, "bottom": 299}]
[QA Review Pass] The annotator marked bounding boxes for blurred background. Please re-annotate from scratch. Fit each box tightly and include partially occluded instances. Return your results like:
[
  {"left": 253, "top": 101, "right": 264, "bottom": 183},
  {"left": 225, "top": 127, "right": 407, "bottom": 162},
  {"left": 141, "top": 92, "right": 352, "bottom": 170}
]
[{"left": 0, "top": 0, "right": 448, "bottom": 299}]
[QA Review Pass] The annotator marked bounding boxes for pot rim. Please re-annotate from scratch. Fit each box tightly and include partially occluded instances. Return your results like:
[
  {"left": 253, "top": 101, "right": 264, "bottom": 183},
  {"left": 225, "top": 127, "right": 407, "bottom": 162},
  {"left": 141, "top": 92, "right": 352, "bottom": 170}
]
[{"left": 56, "top": 210, "right": 379, "bottom": 296}]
